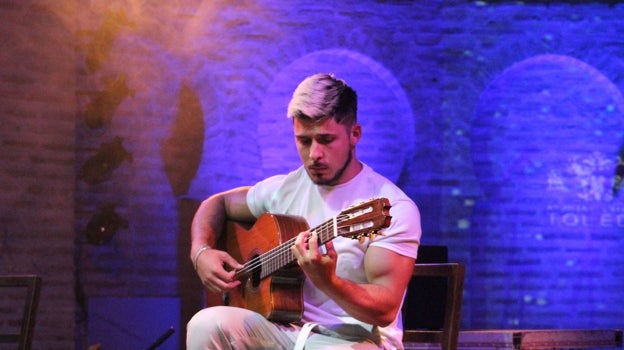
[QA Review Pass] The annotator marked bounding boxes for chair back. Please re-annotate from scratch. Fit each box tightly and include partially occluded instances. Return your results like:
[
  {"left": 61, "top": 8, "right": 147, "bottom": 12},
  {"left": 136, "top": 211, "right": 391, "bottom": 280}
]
[
  {"left": 0, "top": 275, "right": 42, "bottom": 350},
  {"left": 402, "top": 261, "right": 465, "bottom": 350}
]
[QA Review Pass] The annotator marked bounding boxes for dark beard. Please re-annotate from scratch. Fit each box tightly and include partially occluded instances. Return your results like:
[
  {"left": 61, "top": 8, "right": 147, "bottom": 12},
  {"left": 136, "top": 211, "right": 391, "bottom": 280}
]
[{"left": 311, "top": 150, "right": 353, "bottom": 186}]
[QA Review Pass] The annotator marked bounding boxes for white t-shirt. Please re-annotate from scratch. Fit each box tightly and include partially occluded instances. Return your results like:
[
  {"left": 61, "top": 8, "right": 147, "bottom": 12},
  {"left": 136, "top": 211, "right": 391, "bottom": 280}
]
[{"left": 247, "top": 163, "right": 422, "bottom": 348}]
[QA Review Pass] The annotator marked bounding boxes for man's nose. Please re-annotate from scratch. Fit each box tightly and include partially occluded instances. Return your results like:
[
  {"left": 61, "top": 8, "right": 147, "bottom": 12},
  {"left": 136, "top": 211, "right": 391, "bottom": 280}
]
[{"left": 309, "top": 141, "right": 323, "bottom": 160}]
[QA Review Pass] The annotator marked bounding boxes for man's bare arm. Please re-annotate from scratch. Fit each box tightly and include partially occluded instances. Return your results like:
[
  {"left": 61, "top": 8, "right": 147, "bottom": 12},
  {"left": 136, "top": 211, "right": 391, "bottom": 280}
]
[
  {"left": 190, "top": 186, "right": 255, "bottom": 292},
  {"left": 293, "top": 234, "right": 415, "bottom": 326}
]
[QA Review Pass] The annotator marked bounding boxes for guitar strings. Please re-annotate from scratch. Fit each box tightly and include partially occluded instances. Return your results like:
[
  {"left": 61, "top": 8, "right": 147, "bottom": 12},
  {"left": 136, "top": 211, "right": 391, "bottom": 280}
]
[
  {"left": 233, "top": 214, "right": 353, "bottom": 279},
  {"left": 233, "top": 215, "right": 340, "bottom": 278}
]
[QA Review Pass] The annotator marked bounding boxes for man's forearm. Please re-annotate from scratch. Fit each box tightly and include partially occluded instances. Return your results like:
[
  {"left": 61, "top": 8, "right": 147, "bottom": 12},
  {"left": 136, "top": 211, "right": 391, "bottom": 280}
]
[{"left": 190, "top": 195, "right": 226, "bottom": 261}]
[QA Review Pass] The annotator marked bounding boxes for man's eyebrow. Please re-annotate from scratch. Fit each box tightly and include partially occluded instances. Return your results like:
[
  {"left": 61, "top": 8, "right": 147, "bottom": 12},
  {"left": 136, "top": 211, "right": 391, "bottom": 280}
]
[{"left": 295, "top": 132, "right": 335, "bottom": 137}]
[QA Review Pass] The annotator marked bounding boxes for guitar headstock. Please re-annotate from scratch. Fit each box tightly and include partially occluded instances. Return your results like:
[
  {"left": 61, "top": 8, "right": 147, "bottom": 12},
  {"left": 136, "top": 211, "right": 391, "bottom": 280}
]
[{"left": 334, "top": 198, "right": 392, "bottom": 241}]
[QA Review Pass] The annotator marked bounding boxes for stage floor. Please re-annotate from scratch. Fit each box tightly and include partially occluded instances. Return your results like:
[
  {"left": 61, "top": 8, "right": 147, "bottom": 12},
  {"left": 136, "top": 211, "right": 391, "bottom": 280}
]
[{"left": 404, "top": 329, "right": 623, "bottom": 350}]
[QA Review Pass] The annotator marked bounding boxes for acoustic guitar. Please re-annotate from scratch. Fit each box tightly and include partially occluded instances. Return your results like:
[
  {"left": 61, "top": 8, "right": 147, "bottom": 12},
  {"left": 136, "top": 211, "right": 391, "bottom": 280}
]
[{"left": 206, "top": 197, "right": 392, "bottom": 322}]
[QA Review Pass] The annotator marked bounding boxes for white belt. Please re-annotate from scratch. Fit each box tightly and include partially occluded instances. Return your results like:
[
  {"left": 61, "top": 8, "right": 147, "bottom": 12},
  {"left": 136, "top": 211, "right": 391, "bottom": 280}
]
[{"left": 293, "top": 322, "right": 318, "bottom": 350}]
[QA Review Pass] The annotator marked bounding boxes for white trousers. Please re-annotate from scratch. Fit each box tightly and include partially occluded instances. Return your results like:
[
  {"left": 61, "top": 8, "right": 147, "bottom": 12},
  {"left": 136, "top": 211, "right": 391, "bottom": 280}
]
[{"left": 186, "top": 306, "right": 382, "bottom": 349}]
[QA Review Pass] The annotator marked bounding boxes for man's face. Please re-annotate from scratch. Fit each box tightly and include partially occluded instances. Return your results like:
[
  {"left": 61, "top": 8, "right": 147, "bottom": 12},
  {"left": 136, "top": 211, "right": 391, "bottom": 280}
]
[{"left": 293, "top": 117, "right": 361, "bottom": 186}]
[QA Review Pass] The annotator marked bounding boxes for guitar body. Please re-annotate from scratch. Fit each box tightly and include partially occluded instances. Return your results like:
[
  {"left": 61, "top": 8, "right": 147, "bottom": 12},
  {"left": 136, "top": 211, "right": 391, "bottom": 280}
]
[
  {"left": 203, "top": 198, "right": 392, "bottom": 323},
  {"left": 207, "top": 213, "right": 310, "bottom": 322}
]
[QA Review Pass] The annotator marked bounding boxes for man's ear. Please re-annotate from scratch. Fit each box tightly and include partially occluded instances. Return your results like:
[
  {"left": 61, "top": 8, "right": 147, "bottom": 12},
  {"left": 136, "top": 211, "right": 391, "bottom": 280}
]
[{"left": 350, "top": 123, "right": 362, "bottom": 145}]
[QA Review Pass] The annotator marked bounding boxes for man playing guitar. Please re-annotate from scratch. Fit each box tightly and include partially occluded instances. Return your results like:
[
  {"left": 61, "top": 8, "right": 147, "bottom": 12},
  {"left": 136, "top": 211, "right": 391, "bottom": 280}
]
[{"left": 187, "top": 73, "right": 421, "bottom": 349}]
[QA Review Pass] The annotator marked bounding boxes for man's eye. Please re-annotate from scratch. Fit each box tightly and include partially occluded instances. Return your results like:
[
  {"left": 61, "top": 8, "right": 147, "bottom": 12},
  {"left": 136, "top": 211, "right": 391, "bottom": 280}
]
[
  {"left": 298, "top": 138, "right": 312, "bottom": 146},
  {"left": 318, "top": 137, "right": 334, "bottom": 145}
]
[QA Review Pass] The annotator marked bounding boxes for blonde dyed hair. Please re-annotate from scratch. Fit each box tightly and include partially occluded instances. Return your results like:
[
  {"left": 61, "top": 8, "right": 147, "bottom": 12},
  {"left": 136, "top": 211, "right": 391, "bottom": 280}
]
[{"left": 287, "top": 73, "right": 357, "bottom": 125}]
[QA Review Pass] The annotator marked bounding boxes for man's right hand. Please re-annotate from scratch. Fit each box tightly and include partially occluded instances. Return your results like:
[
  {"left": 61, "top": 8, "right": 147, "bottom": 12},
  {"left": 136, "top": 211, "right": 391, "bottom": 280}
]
[{"left": 196, "top": 249, "right": 244, "bottom": 293}]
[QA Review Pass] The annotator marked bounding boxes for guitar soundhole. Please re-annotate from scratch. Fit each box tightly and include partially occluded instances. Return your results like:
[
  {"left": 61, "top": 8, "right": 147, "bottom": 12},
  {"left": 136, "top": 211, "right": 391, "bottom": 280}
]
[{"left": 249, "top": 255, "right": 261, "bottom": 288}]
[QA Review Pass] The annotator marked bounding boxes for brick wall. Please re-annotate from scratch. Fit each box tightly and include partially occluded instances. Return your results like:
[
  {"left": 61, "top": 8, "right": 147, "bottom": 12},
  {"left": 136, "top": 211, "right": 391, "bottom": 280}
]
[
  {"left": 438, "top": 2, "right": 624, "bottom": 328},
  {"left": 1, "top": 1, "right": 623, "bottom": 349},
  {"left": 0, "top": 1, "right": 77, "bottom": 349}
]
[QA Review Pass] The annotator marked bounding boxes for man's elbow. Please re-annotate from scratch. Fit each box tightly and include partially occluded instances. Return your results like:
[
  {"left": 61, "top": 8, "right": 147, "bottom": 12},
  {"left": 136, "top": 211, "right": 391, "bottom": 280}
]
[{"left": 372, "top": 307, "right": 402, "bottom": 327}]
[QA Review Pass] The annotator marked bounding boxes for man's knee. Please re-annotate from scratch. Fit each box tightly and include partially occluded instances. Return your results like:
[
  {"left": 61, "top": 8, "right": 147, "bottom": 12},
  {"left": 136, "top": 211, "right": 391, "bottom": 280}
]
[
  {"left": 187, "top": 306, "right": 237, "bottom": 349},
  {"left": 187, "top": 306, "right": 291, "bottom": 349},
  {"left": 188, "top": 306, "right": 232, "bottom": 332}
]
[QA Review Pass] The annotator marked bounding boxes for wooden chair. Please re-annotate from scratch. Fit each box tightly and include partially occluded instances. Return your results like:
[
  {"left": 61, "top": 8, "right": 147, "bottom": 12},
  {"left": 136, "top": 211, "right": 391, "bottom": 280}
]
[
  {"left": 402, "top": 263, "right": 466, "bottom": 350},
  {"left": 0, "top": 275, "right": 42, "bottom": 350}
]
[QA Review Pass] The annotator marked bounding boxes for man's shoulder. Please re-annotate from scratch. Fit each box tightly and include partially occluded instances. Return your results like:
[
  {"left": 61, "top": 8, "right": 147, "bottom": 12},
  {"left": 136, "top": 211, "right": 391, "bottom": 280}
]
[{"left": 256, "top": 166, "right": 308, "bottom": 189}]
